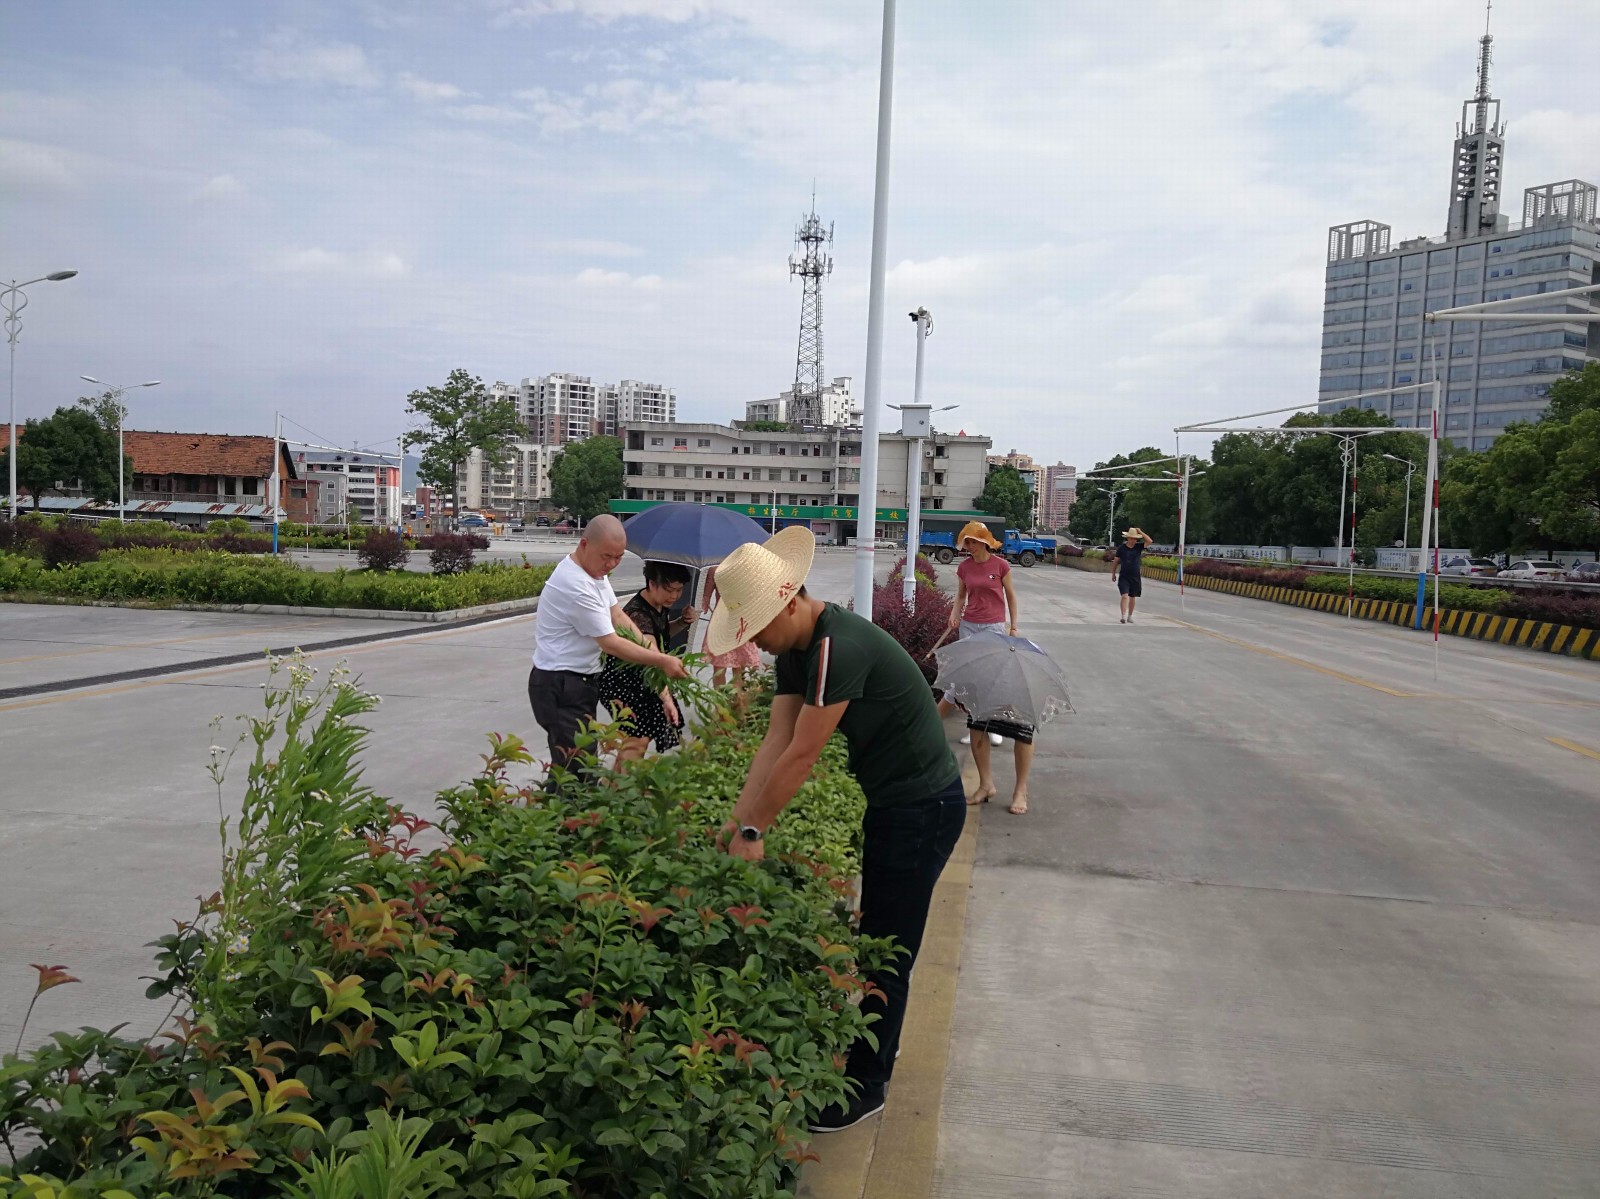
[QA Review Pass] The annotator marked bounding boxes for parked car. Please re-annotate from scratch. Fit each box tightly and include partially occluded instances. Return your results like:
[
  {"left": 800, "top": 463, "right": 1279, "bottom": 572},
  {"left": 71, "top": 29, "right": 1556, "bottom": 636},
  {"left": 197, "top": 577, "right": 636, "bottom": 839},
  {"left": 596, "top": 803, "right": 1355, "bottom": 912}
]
[
  {"left": 1439, "top": 555, "right": 1500, "bottom": 577},
  {"left": 458, "top": 513, "right": 490, "bottom": 528},
  {"left": 534, "top": 516, "right": 551, "bottom": 527},
  {"left": 1498, "top": 559, "right": 1567, "bottom": 581},
  {"left": 1567, "top": 561, "right": 1600, "bottom": 584}
]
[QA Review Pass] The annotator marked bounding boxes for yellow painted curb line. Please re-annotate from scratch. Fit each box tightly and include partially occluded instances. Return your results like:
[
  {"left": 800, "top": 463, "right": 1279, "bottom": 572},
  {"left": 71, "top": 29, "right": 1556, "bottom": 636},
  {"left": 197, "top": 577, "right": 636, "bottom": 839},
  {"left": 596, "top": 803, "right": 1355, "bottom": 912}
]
[
  {"left": 1140, "top": 567, "right": 1600, "bottom": 663},
  {"left": 799, "top": 762, "right": 981, "bottom": 1199}
]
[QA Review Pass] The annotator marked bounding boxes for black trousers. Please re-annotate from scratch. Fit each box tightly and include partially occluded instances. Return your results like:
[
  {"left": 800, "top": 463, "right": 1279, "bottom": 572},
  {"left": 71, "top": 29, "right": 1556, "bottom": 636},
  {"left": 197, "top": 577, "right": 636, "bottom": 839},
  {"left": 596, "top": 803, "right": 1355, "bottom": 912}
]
[
  {"left": 527, "top": 666, "right": 600, "bottom": 792},
  {"left": 846, "top": 776, "right": 967, "bottom": 1091}
]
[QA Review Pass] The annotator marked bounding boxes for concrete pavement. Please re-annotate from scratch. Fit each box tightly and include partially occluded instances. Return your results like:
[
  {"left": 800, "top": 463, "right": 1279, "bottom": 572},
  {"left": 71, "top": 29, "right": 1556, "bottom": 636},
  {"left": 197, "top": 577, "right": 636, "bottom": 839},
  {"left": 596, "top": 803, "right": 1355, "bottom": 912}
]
[{"left": 932, "top": 565, "right": 1599, "bottom": 1197}]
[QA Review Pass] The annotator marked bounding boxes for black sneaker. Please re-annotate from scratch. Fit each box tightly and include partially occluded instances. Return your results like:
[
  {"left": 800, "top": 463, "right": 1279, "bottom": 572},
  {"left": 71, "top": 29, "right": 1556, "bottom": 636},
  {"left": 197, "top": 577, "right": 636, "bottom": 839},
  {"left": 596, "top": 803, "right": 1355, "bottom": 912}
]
[{"left": 809, "top": 1084, "right": 887, "bottom": 1133}]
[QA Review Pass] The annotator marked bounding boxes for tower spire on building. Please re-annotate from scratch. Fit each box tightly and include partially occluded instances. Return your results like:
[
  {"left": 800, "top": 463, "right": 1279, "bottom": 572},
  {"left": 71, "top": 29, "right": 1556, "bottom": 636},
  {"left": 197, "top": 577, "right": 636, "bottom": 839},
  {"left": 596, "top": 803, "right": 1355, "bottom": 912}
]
[
  {"left": 788, "top": 195, "right": 833, "bottom": 427},
  {"left": 1446, "top": 0, "right": 1505, "bottom": 241}
]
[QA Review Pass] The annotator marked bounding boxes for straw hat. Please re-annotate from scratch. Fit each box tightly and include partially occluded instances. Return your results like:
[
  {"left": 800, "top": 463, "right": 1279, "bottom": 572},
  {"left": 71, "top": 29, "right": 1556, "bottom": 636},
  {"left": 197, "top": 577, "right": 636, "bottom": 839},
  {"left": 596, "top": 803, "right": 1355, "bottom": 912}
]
[
  {"left": 705, "top": 525, "right": 816, "bottom": 655},
  {"left": 1121, "top": 527, "right": 1145, "bottom": 540},
  {"left": 956, "top": 520, "right": 1001, "bottom": 550}
]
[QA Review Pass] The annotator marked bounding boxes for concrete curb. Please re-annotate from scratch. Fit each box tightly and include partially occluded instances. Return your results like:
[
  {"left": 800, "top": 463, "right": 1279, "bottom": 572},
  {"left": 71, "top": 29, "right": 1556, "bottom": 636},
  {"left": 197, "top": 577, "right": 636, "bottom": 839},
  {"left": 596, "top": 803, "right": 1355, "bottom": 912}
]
[
  {"left": 1138, "top": 566, "right": 1600, "bottom": 661},
  {"left": 799, "top": 758, "right": 981, "bottom": 1199},
  {"left": 0, "top": 591, "right": 545, "bottom": 623}
]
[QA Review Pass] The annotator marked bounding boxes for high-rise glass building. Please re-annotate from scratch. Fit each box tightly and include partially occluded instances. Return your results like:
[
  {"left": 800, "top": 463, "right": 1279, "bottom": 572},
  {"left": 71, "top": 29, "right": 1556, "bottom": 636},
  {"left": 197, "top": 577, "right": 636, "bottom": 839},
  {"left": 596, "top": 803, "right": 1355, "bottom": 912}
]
[{"left": 1319, "top": 27, "right": 1599, "bottom": 449}]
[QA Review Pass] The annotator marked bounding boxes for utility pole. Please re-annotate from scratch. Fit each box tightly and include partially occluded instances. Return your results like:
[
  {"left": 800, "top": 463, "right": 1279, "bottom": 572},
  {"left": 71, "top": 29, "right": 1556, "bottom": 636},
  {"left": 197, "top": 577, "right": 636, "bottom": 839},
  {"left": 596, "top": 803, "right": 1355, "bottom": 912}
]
[{"left": 853, "top": 0, "right": 898, "bottom": 619}]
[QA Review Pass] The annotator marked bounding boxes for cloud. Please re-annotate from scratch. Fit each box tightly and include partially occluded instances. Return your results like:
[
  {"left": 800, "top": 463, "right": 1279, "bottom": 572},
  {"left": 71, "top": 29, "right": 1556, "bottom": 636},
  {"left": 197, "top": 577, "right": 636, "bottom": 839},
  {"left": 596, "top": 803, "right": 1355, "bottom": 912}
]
[
  {"left": 444, "top": 103, "right": 528, "bottom": 123},
  {"left": 193, "top": 173, "right": 246, "bottom": 202},
  {"left": 397, "top": 73, "right": 464, "bottom": 101},
  {"left": 246, "top": 30, "right": 381, "bottom": 88},
  {"left": 485, "top": 0, "right": 869, "bottom": 51},
  {"left": 268, "top": 249, "right": 408, "bottom": 279},
  {"left": 0, "top": 137, "right": 76, "bottom": 192},
  {"left": 575, "top": 267, "right": 663, "bottom": 289},
  {"left": 538, "top": 238, "right": 642, "bottom": 258}
]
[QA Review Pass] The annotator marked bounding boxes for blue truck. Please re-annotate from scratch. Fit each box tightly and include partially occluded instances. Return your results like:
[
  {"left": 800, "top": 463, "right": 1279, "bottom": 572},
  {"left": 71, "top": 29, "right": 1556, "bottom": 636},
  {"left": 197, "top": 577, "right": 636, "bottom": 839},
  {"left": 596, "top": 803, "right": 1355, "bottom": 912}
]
[{"left": 918, "top": 526, "right": 1053, "bottom": 567}]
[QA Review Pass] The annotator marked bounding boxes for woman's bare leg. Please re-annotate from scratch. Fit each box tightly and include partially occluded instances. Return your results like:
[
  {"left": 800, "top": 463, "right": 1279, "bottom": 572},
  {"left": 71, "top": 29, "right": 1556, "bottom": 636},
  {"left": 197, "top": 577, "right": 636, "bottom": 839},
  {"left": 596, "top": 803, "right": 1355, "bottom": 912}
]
[
  {"left": 968, "top": 732, "right": 997, "bottom": 803},
  {"left": 1009, "top": 740, "right": 1034, "bottom": 814}
]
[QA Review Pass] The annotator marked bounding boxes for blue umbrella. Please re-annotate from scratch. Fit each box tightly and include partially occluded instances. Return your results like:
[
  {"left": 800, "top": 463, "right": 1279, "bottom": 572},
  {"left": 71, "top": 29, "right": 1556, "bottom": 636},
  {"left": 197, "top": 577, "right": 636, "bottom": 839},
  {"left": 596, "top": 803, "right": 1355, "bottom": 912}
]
[{"left": 621, "top": 502, "right": 771, "bottom": 569}]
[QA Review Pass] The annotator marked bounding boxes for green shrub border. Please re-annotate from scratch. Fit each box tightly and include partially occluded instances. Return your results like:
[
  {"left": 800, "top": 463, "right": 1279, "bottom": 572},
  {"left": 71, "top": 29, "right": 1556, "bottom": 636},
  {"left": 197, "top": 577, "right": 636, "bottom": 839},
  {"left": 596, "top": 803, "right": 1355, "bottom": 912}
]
[{"left": 0, "top": 550, "right": 553, "bottom": 614}]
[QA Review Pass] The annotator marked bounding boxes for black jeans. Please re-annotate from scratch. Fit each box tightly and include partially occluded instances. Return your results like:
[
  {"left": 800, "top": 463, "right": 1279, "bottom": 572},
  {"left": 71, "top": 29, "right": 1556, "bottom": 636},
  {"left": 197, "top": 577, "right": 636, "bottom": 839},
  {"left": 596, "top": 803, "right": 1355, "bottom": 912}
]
[
  {"left": 527, "top": 666, "right": 600, "bottom": 793},
  {"left": 846, "top": 775, "right": 967, "bottom": 1091}
]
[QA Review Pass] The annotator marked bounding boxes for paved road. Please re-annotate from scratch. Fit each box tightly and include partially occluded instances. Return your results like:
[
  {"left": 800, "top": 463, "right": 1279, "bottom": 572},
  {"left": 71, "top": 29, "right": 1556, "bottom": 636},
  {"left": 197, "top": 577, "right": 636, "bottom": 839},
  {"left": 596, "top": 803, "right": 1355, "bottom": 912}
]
[
  {"left": 3, "top": 552, "right": 1597, "bottom": 1195},
  {"left": 936, "top": 565, "right": 1600, "bottom": 1197}
]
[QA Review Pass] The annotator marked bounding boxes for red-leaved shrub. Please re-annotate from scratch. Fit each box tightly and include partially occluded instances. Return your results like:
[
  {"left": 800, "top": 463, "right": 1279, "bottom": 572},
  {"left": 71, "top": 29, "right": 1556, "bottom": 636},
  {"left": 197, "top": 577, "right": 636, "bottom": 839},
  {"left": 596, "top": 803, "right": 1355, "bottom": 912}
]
[
  {"left": 1497, "top": 588, "right": 1600, "bottom": 632},
  {"left": 420, "top": 533, "right": 478, "bottom": 576},
  {"left": 39, "top": 525, "right": 103, "bottom": 569},
  {"left": 0, "top": 517, "right": 44, "bottom": 554},
  {"left": 357, "top": 529, "right": 410, "bottom": 573},
  {"left": 870, "top": 575, "right": 954, "bottom": 686},
  {"left": 1181, "top": 558, "right": 1310, "bottom": 589}
]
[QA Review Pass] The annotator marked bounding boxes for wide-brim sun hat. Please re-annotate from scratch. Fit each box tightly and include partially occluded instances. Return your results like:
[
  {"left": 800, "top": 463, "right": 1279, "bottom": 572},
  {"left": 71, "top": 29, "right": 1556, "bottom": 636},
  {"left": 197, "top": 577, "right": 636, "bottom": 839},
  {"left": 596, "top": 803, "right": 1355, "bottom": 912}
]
[
  {"left": 705, "top": 525, "right": 816, "bottom": 656},
  {"left": 956, "top": 520, "right": 1001, "bottom": 550},
  {"left": 1121, "top": 528, "right": 1144, "bottom": 540}
]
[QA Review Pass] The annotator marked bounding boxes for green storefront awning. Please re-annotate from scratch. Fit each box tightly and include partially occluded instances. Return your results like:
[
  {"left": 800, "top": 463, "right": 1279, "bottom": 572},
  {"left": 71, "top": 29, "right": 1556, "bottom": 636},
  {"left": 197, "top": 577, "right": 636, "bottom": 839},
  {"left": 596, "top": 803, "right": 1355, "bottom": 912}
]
[{"left": 608, "top": 499, "right": 993, "bottom": 524}]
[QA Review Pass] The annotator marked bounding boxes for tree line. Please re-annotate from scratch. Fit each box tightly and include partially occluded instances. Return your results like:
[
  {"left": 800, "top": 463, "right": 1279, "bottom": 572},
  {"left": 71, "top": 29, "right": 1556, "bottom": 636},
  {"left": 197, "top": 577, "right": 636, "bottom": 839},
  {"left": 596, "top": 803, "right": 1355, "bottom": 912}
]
[{"left": 1067, "top": 363, "right": 1600, "bottom": 555}]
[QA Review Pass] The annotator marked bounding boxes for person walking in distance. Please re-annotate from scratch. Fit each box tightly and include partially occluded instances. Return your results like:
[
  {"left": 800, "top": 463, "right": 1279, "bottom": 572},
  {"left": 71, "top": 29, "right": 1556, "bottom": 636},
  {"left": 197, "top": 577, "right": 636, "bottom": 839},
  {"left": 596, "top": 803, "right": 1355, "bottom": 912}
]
[
  {"left": 1112, "top": 527, "right": 1153, "bottom": 623},
  {"left": 706, "top": 526, "right": 964, "bottom": 1133},
  {"left": 529, "top": 514, "right": 688, "bottom": 791}
]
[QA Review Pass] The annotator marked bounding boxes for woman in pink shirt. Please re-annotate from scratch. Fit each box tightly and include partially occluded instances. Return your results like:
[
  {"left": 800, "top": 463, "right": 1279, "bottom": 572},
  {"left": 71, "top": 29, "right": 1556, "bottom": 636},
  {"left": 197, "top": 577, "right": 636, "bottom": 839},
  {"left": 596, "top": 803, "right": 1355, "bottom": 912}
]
[{"left": 939, "top": 523, "right": 1033, "bottom": 814}]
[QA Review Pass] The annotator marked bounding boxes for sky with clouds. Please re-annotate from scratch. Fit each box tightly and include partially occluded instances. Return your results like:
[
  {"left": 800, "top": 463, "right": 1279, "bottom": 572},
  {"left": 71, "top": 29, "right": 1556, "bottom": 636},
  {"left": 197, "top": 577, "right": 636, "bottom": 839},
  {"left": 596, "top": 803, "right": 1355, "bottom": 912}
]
[{"left": 3, "top": 0, "right": 1595, "bottom": 469}]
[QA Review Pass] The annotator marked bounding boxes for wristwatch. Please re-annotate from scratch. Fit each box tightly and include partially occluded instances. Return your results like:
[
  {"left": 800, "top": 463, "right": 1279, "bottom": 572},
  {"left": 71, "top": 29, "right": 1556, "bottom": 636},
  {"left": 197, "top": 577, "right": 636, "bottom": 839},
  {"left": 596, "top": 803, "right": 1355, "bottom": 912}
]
[{"left": 739, "top": 824, "right": 764, "bottom": 843}]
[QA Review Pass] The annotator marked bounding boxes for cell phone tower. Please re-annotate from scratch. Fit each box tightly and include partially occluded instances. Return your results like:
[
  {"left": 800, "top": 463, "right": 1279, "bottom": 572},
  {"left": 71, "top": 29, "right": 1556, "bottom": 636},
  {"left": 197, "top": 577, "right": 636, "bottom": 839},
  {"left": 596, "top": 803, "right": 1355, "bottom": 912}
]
[{"left": 788, "top": 193, "right": 833, "bottom": 427}]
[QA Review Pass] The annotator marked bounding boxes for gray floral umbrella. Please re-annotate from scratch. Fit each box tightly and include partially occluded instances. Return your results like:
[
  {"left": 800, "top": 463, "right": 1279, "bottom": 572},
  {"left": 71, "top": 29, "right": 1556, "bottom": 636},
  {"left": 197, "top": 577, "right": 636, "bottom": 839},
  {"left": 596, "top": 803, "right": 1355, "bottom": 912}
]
[{"left": 933, "top": 630, "right": 1072, "bottom": 728}]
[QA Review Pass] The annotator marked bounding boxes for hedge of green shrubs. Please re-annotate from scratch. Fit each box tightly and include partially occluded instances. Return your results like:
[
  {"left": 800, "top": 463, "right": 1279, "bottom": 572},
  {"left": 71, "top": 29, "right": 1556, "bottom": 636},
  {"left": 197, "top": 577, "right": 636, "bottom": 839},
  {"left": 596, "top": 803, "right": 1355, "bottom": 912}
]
[
  {"left": 0, "top": 516, "right": 418, "bottom": 559},
  {"left": 2, "top": 660, "right": 876, "bottom": 1198},
  {"left": 1136, "top": 554, "right": 1599, "bottom": 630},
  {"left": 0, "top": 549, "right": 553, "bottom": 613}
]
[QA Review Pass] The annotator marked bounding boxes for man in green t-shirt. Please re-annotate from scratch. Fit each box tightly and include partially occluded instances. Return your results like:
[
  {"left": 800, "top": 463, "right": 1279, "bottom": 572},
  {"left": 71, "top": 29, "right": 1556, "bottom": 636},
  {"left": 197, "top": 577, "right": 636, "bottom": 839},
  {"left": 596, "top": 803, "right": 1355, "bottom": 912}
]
[{"left": 705, "top": 526, "right": 965, "bottom": 1134}]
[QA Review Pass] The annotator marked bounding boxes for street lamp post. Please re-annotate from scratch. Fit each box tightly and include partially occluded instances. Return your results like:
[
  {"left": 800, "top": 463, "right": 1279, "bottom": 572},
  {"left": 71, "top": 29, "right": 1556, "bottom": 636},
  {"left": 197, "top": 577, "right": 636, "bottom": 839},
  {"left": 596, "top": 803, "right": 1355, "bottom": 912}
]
[
  {"left": 3, "top": 270, "right": 78, "bottom": 519},
  {"left": 1383, "top": 452, "right": 1418, "bottom": 566},
  {"left": 1102, "top": 487, "right": 1126, "bottom": 548},
  {"left": 854, "top": 0, "right": 898, "bottom": 618},
  {"left": 81, "top": 376, "right": 161, "bottom": 524}
]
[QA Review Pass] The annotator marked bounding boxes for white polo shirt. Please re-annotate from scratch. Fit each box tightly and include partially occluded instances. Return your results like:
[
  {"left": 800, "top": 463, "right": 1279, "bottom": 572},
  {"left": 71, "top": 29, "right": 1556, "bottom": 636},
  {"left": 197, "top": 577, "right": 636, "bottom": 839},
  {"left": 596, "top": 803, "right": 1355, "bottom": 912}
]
[{"left": 531, "top": 554, "right": 619, "bottom": 675}]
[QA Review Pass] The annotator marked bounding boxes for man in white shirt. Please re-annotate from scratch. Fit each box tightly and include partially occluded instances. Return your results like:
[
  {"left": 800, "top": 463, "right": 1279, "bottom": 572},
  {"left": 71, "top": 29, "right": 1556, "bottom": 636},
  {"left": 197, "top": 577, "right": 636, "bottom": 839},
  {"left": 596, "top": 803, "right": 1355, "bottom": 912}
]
[{"left": 530, "top": 514, "right": 688, "bottom": 791}]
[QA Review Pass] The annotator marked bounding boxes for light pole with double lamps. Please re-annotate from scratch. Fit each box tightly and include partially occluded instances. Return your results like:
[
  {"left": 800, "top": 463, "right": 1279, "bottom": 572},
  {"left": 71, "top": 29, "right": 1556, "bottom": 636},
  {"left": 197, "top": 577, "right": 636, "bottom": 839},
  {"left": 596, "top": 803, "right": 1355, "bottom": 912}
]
[
  {"left": 81, "top": 376, "right": 161, "bottom": 524},
  {"left": 1382, "top": 452, "right": 1418, "bottom": 564},
  {"left": 3, "top": 270, "right": 78, "bottom": 519}
]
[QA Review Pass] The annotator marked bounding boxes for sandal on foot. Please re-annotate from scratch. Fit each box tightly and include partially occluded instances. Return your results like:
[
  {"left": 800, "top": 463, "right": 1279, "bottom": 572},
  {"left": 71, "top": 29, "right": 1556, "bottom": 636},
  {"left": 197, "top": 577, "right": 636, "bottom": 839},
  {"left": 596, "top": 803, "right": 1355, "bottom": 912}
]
[
  {"left": 967, "top": 785, "right": 997, "bottom": 806},
  {"left": 1008, "top": 793, "right": 1029, "bottom": 815}
]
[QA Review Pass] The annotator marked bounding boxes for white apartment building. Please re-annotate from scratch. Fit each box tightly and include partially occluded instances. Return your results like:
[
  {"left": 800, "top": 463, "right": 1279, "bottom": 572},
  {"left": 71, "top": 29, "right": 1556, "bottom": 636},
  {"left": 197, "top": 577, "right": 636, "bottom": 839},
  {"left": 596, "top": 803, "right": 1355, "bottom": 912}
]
[
  {"left": 605, "top": 380, "right": 676, "bottom": 434},
  {"left": 292, "top": 448, "right": 403, "bottom": 526},
  {"left": 503, "top": 373, "right": 679, "bottom": 445},
  {"left": 622, "top": 420, "right": 991, "bottom": 542},
  {"left": 744, "top": 377, "right": 858, "bottom": 428},
  {"left": 519, "top": 373, "right": 602, "bottom": 446},
  {"left": 463, "top": 442, "right": 558, "bottom": 516}
]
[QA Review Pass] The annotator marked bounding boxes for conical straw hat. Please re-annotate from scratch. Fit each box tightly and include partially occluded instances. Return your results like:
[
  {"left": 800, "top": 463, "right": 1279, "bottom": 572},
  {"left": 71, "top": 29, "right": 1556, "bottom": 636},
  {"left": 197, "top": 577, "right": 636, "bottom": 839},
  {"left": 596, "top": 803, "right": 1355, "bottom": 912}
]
[{"left": 705, "top": 525, "right": 816, "bottom": 656}]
